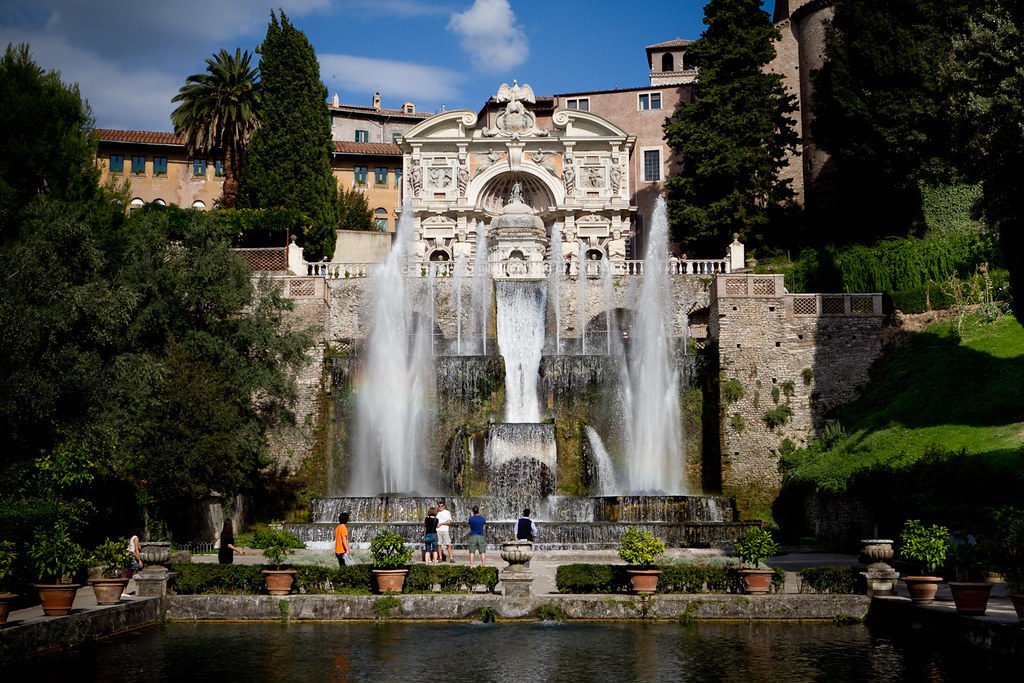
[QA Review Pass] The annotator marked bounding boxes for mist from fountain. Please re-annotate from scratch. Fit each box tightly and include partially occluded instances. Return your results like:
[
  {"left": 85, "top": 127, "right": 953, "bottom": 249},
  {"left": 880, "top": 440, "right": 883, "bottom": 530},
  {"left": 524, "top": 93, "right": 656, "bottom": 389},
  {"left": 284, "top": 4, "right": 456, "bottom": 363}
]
[
  {"left": 349, "top": 207, "right": 434, "bottom": 495},
  {"left": 471, "top": 226, "right": 490, "bottom": 355},
  {"left": 576, "top": 242, "right": 588, "bottom": 355},
  {"left": 548, "top": 222, "right": 562, "bottom": 354},
  {"left": 496, "top": 280, "right": 546, "bottom": 423},
  {"left": 452, "top": 252, "right": 467, "bottom": 354},
  {"left": 584, "top": 426, "right": 619, "bottom": 495},
  {"left": 622, "top": 196, "right": 684, "bottom": 493},
  {"left": 601, "top": 258, "right": 615, "bottom": 355}
]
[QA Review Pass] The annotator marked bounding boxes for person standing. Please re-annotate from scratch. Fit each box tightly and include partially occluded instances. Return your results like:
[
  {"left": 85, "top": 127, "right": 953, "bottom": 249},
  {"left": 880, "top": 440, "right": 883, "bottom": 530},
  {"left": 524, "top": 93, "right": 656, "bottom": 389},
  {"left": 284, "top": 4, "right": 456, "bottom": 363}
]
[
  {"left": 127, "top": 533, "right": 144, "bottom": 577},
  {"left": 467, "top": 506, "right": 487, "bottom": 568},
  {"left": 335, "top": 512, "right": 352, "bottom": 567},
  {"left": 218, "top": 519, "right": 245, "bottom": 564},
  {"left": 436, "top": 500, "right": 455, "bottom": 564},
  {"left": 423, "top": 506, "right": 440, "bottom": 563},
  {"left": 514, "top": 509, "right": 538, "bottom": 542}
]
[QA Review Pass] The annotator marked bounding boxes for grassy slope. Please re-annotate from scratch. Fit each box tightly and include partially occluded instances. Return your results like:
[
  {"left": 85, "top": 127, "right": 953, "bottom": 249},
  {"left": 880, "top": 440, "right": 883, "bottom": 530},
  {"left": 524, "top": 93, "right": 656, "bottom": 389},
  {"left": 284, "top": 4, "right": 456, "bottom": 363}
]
[{"left": 783, "top": 315, "right": 1024, "bottom": 495}]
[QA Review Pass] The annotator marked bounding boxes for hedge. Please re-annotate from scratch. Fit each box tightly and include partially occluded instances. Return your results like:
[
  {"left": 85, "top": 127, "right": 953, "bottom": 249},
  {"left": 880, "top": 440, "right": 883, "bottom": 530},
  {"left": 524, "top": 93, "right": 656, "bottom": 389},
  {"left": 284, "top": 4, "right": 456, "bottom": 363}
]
[
  {"left": 797, "top": 566, "right": 862, "bottom": 594},
  {"left": 404, "top": 565, "right": 499, "bottom": 593},
  {"left": 555, "top": 563, "right": 785, "bottom": 594}
]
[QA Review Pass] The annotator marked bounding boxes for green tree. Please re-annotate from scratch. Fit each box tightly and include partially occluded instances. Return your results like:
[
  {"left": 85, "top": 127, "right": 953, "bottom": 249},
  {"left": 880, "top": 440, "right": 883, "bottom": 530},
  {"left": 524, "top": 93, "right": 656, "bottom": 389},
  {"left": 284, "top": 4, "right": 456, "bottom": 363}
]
[
  {"left": 239, "top": 11, "right": 337, "bottom": 260},
  {"left": 337, "top": 187, "right": 374, "bottom": 231},
  {"left": 0, "top": 44, "right": 102, "bottom": 242},
  {"left": 663, "top": 0, "right": 799, "bottom": 252},
  {"left": 812, "top": 0, "right": 970, "bottom": 241},
  {"left": 171, "top": 48, "right": 261, "bottom": 209},
  {"left": 945, "top": 3, "right": 1024, "bottom": 322}
]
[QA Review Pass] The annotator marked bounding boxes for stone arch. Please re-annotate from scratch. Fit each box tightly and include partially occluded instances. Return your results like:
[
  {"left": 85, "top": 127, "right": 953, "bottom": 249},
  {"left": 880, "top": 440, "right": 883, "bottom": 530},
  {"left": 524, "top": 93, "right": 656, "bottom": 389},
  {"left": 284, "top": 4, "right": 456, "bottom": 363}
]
[
  {"left": 468, "top": 165, "right": 563, "bottom": 212},
  {"left": 662, "top": 53, "right": 674, "bottom": 72}
]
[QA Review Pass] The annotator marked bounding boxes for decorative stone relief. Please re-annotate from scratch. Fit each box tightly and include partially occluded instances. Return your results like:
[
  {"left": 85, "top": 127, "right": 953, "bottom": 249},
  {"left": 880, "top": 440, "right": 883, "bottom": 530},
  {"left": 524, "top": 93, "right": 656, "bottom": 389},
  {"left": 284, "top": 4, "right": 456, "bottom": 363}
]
[
  {"left": 575, "top": 214, "right": 611, "bottom": 238},
  {"left": 409, "top": 165, "right": 422, "bottom": 197},
  {"left": 457, "top": 163, "right": 469, "bottom": 197},
  {"left": 422, "top": 215, "right": 457, "bottom": 239},
  {"left": 606, "top": 229, "right": 627, "bottom": 261},
  {"left": 530, "top": 150, "right": 559, "bottom": 177},
  {"left": 483, "top": 81, "right": 549, "bottom": 138},
  {"left": 474, "top": 148, "right": 504, "bottom": 178},
  {"left": 562, "top": 154, "right": 576, "bottom": 197},
  {"left": 581, "top": 165, "right": 606, "bottom": 189},
  {"left": 427, "top": 165, "right": 454, "bottom": 191},
  {"left": 610, "top": 161, "right": 623, "bottom": 196}
]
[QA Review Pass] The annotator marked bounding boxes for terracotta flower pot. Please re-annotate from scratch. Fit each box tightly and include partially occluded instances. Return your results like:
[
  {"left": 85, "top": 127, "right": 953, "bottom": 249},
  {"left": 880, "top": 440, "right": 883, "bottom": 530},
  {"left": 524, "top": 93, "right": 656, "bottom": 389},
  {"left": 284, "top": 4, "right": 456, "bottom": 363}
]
[
  {"left": 1010, "top": 593, "right": 1024, "bottom": 621},
  {"left": 262, "top": 569, "right": 297, "bottom": 596},
  {"left": 372, "top": 568, "right": 408, "bottom": 594},
  {"left": 948, "top": 582, "right": 993, "bottom": 616},
  {"left": 0, "top": 592, "right": 16, "bottom": 625},
  {"left": 88, "top": 577, "right": 129, "bottom": 606},
  {"left": 34, "top": 584, "right": 80, "bottom": 616},
  {"left": 625, "top": 568, "right": 661, "bottom": 594},
  {"left": 738, "top": 568, "right": 774, "bottom": 594},
  {"left": 903, "top": 576, "right": 942, "bottom": 604}
]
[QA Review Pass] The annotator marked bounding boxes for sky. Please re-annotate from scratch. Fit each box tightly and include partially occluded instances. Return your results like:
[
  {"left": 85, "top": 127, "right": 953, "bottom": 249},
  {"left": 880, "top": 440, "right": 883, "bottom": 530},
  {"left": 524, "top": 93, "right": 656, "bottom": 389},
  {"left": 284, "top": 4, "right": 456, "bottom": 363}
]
[{"left": 0, "top": 0, "right": 777, "bottom": 132}]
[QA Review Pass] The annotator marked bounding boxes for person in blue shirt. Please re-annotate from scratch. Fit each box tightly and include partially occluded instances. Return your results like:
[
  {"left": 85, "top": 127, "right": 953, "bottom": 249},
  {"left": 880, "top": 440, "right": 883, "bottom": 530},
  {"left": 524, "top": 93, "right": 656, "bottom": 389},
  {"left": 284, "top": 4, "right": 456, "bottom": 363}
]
[{"left": 467, "top": 506, "right": 487, "bottom": 567}]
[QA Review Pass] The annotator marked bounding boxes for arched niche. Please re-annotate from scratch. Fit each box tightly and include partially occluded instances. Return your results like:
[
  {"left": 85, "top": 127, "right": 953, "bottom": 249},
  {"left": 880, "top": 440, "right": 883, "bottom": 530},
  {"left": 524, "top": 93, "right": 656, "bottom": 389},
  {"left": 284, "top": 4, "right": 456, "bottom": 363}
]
[{"left": 471, "top": 169, "right": 559, "bottom": 215}]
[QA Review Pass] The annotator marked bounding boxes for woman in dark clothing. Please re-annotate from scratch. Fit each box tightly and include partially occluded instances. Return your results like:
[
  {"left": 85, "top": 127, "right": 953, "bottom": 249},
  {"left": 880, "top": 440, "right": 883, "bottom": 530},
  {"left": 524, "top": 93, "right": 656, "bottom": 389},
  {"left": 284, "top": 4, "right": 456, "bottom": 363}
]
[
  {"left": 218, "top": 519, "right": 246, "bottom": 564},
  {"left": 423, "top": 506, "right": 439, "bottom": 564}
]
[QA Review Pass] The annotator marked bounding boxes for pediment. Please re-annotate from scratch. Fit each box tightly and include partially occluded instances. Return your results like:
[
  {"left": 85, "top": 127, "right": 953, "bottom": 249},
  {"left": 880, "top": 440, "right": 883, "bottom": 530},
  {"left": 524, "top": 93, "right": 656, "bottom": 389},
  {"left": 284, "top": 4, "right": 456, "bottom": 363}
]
[{"left": 403, "top": 110, "right": 478, "bottom": 140}]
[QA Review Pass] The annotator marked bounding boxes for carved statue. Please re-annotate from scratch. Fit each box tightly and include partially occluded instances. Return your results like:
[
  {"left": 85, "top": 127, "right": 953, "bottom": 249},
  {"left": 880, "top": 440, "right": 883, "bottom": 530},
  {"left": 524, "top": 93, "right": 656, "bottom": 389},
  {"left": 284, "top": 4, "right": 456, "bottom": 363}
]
[
  {"left": 457, "top": 164, "right": 469, "bottom": 197},
  {"left": 409, "top": 165, "right": 422, "bottom": 197},
  {"left": 452, "top": 230, "right": 473, "bottom": 259},
  {"left": 428, "top": 166, "right": 453, "bottom": 190},
  {"left": 531, "top": 150, "right": 559, "bottom": 177},
  {"left": 606, "top": 229, "right": 626, "bottom": 261},
  {"left": 610, "top": 163, "right": 622, "bottom": 195},
  {"left": 509, "top": 181, "right": 524, "bottom": 205},
  {"left": 582, "top": 166, "right": 604, "bottom": 189},
  {"left": 485, "top": 80, "right": 547, "bottom": 137},
  {"left": 562, "top": 155, "right": 576, "bottom": 196},
  {"left": 474, "top": 148, "right": 502, "bottom": 178},
  {"left": 412, "top": 228, "right": 427, "bottom": 260},
  {"left": 561, "top": 225, "right": 579, "bottom": 262}
]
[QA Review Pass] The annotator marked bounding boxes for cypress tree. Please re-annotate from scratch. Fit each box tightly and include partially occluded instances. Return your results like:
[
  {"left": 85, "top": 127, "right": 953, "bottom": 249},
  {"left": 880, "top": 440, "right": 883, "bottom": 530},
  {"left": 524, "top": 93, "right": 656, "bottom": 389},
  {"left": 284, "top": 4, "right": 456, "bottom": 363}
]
[
  {"left": 663, "top": 0, "right": 799, "bottom": 253},
  {"left": 239, "top": 11, "right": 337, "bottom": 260}
]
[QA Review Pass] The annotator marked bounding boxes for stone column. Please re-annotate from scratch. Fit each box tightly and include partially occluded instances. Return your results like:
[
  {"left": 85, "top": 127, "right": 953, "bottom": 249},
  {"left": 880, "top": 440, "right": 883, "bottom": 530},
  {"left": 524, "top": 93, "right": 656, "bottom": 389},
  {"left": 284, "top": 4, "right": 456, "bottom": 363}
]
[{"left": 500, "top": 541, "right": 534, "bottom": 598}]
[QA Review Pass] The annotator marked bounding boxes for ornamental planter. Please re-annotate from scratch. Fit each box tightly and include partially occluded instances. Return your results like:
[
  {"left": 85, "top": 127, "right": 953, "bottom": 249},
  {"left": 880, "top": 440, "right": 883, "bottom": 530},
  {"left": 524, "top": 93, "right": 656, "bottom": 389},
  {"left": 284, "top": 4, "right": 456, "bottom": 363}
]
[
  {"left": 88, "top": 577, "right": 129, "bottom": 606},
  {"left": 625, "top": 568, "right": 661, "bottom": 594},
  {"left": 737, "top": 569, "right": 774, "bottom": 594},
  {"left": 948, "top": 582, "right": 993, "bottom": 616},
  {"left": 262, "top": 569, "right": 297, "bottom": 596},
  {"left": 372, "top": 568, "right": 408, "bottom": 594},
  {"left": 500, "top": 541, "right": 533, "bottom": 569},
  {"left": 1010, "top": 594, "right": 1024, "bottom": 622},
  {"left": 903, "top": 576, "right": 942, "bottom": 604},
  {"left": 0, "top": 592, "right": 16, "bottom": 625},
  {"left": 34, "top": 584, "right": 80, "bottom": 616}
]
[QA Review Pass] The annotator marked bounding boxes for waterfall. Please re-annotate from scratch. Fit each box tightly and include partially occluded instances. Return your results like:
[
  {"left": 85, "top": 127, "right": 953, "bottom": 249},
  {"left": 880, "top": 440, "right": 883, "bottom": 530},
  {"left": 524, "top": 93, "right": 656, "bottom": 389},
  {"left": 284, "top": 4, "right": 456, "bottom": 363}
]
[
  {"left": 428, "top": 265, "right": 436, "bottom": 356},
  {"left": 622, "top": 196, "right": 684, "bottom": 494},
  {"left": 453, "top": 252, "right": 467, "bottom": 355},
  {"left": 496, "top": 280, "right": 546, "bottom": 423},
  {"left": 349, "top": 207, "right": 434, "bottom": 495},
  {"left": 576, "top": 242, "right": 588, "bottom": 355},
  {"left": 584, "top": 426, "right": 618, "bottom": 495},
  {"left": 485, "top": 424, "right": 557, "bottom": 505},
  {"left": 548, "top": 222, "right": 562, "bottom": 354},
  {"left": 471, "top": 225, "right": 491, "bottom": 355},
  {"left": 601, "top": 258, "right": 615, "bottom": 356}
]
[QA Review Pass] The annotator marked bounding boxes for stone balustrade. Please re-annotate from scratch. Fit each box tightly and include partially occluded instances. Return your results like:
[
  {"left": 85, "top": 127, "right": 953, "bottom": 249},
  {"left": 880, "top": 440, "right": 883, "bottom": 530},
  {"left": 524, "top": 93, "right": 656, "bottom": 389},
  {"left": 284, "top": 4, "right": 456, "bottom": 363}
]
[
  {"left": 712, "top": 274, "right": 883, "bottom": 317},
  {"left": 305, "top": 258, "right": 731, "bottom": 280},
  {"left": 263, "top": 275, "right": 328, "bottom": 300}
]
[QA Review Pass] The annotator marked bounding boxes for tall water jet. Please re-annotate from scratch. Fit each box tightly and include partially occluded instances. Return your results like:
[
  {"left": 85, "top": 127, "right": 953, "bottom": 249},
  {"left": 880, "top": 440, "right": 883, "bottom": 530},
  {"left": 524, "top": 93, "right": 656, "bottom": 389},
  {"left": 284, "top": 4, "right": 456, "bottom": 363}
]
[
  {"left": 585, "top": 426, "right": 619, "bottom": 495},
  {"left": 471, "top": 225, "right": 490, "bottom": 355},
  {"left": 601, "top": 258, "right": 615, "bottom": 355},
  {"left": 452, "top": 252, "right": 467, "bottom": 354},
  {"left": 349, "top": 207, "right": 434, "bottom": 495},
  {"left": 576, "top": 242, "right": 588, "bottom": 355},
  {"left": 623, "top": 196, "right": 684, "bottom": 493},
  {"left": 548, "top": 221, "right": 563, "bottom": 354},
  {"left": 496, "top": 280, "right": 546, "bottom": 423}
]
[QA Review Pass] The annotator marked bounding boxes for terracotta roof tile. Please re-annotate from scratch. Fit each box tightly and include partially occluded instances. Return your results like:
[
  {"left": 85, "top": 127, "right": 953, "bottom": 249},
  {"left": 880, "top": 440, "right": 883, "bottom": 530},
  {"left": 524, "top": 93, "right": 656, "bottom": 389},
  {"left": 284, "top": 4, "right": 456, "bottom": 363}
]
[
  {"left": 328, "top": 104, "right": 430, "bottom": 119},
  {"left": 333, "top": 141, "right": 403, "bottom": 156},
  {"left": 95, "top": 129, "right": 185, "bottom": 145},
  {"left": 646, "top": 38, "right": 694, "bottom": 50}
]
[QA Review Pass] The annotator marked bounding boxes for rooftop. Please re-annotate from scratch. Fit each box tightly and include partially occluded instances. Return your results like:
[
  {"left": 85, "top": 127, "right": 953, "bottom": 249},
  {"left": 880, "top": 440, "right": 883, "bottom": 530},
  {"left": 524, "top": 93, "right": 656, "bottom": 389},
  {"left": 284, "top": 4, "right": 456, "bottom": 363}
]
[
  {"left": 333, "top": 141, "right": 403, "bottom": 156},
  {"left": 95, "top": 129, "right": 185, "bottom": 146}
]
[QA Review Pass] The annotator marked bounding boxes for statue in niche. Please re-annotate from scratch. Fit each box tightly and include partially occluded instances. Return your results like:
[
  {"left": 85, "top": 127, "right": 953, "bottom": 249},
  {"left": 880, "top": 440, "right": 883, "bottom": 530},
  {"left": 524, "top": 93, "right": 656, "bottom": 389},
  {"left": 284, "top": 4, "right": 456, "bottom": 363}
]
[
  {"left": 457, "top": 164, "right": 469, "bottom": 196},
  {"left": 474, "top": 148, "right": 502, "bottom": 178},
  {"left": 409, "top": 165, "right": 422, "bottom": 197},
  {"left": 452, "top": 230, "right": 473, "bottom": 259},
  {"left": 530, "top": 150, "right": 559, "bottom": 177},
  {"left": 606, "top": 229, "right": 627, "bottom": 260},
  {"left": 508, "top": 181, "right": 524, "bottom": 205},
  {"left": 610, "top": 162, "right": 622, "bottom": 195},
  {"left": 562, "top": 155, "right": 576, "bottom": 197}
]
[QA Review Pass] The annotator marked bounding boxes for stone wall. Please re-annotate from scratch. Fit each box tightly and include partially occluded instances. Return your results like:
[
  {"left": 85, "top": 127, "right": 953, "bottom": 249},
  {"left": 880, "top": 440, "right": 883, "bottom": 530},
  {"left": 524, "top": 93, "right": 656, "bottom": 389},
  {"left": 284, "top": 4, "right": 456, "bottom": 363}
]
[{"left": 709, "top": 274, "right": 883, "bottom": 515}]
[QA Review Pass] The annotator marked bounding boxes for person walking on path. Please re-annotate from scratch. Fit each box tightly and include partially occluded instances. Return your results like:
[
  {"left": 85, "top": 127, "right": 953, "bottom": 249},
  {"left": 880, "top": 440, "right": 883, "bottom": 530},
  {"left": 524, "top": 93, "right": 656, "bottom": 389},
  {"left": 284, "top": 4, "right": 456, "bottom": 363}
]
[
  {"left": 335, "top": 512, "right": 352, "bottom": 567},
  {"left": 127, "top": 534, "right": 144, "bottom": 576},
  {"left": 467, "top": 506, "right": 487, "bottom": 567},
  {"left": 436, "top": 500, "right": 455, "bottom": 563},
  {"left": 423, "top": 506, "right": 440, "bottom": 563},
  {"left": 217, "top": 519, "right": 245, "bottom": 564}
]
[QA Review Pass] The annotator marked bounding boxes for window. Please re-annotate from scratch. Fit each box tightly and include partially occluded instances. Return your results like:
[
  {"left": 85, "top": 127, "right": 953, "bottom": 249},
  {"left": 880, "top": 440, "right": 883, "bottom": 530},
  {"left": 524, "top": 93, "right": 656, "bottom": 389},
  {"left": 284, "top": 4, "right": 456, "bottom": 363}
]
[
  {"left": 374, "top": 167, "right": 388, "bottom": 185},
  {"left": 392, "top": 131, "right": 402, "bottom": 144},
  {"left": 374, "top": 207, "right": 388, "bottom": 232},
  {"left": 643, "top": 149, "right": 662, "bottom": 182},
  {"left": 153, "top": 198, "right": 166, "bottom": 206},
  {"left": 191, "top": 200, "right": 206, "bottom": 209},
  {"left": 129, "top": 197, "right": 144, "bottom": 212},
  {"left": 355, "top": 129, "right": 369, "bottom": 143},
  {"left": 354, "top": 166, "right": 367, "bottom": 185},
  {"left": 131, "top": 155, "right": 146, "bottom": 175},
  {"left": 214, "top": 160, "right": 225, "bottom": 177},
  {"left": 639, "top": 92, "right": 662, "bottom": 110},
  {"left": 566, "top": 98, "right": 590, "bottom": 111},
  {"left": 394, "top": 168, "right": 403, "bottom": 188},
  {"left": 192, "top": 159, "right": 207, "bottom": 177},
  {"left": 662, "top": 53, "right": 674, "bottom": 72},
  {"left": 109, "top": 154, "right": 124, "bottom": 175},
  {"left": 154, "top": 156, "right": 168, "bottom": 176}
]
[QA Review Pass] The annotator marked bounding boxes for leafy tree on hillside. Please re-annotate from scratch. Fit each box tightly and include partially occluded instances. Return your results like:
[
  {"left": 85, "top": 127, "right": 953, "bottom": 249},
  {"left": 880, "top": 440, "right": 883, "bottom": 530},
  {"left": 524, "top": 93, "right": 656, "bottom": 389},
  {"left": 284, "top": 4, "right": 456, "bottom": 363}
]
[
  {"left": 663, "top": 0, "right": 799, "bottom": 253},
  {"left": 172, "top": 48, "right": 262, "bottom": 209},
  {"left": 239, "top": 11, "right": 337, "bottom": 260},
  {"left": 337, "top": 187, "right": 374, "bottom": 232},
  {"left": 812, "top": 0, "right": 970, "bottom": 240}
]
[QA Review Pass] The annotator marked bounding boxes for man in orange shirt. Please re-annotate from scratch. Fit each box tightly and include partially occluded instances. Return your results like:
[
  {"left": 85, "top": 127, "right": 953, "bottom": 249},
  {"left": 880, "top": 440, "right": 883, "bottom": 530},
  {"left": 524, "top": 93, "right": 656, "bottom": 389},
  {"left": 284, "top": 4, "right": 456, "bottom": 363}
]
[{"left": 335, "top": 512, "right": 352, "bottom": 567}]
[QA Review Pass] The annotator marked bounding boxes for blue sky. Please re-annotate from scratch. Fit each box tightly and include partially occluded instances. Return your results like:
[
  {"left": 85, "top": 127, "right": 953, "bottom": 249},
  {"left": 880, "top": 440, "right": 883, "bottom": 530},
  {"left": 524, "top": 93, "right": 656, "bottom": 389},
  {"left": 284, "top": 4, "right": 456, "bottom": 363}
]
[{"left": 0, "top": 0, "right": 777, "bottom": 131}]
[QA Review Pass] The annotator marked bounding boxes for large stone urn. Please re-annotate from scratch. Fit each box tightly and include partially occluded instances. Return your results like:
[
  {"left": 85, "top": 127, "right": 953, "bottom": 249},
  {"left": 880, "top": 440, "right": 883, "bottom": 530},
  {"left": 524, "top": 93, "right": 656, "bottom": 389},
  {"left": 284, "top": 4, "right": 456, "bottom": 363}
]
[
  {"left": 860, "top": 539, "right": 899, "bottom": 597},
  {"left": 136, "top": 541, "right": 175, "bottom": 598},
  {"left": 500, "top": 541, "right": 534, "bottom": 599},
  {"left": 139, "top": 542, "right": 171, "bottom": 569}
]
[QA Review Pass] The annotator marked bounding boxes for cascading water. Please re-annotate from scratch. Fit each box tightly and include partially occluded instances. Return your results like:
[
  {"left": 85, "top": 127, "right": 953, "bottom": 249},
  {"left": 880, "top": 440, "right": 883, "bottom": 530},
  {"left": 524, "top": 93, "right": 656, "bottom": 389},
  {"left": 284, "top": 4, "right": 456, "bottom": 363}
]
[
  {"left": 471, "top": 225, "right": 491, "bottom": 355},
  {"left": 496, "top": 280, "right": 546, "bottom": 423},
  {"left": 548, "top": 222, "right": 562, "bottom": 354},
  {"left": 452, "top": 252, "right": 467, "bottom": 354},
  {"left": 584, "top": 426, "right": 618, "bottom": 495},
  {"left": 601, "top": 258, "right": 615, "bottom": 355},
  {"left": 349, "top": 208, "right": 434, "bottom": 495},
  {"left": 576, "top": 242, "right": 588, "bottom": 354},
  {"left": 622, "top": 196, "right": 684, "bottom": 493}
]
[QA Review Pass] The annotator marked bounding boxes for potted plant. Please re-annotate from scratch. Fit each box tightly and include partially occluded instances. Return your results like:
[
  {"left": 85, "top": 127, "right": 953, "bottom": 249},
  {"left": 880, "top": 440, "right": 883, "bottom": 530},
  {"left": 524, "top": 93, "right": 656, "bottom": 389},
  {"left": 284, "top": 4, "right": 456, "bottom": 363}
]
[
  {"left": 28, "top": 521, "right": 85, "bottom": 616},
  {"left": 260, "top": 528, "right": 298, "bottom": 596},
  {"left": 370, "top": 530, "right": 412, "bottom": 593},
  {"left": 946, "top": 539, "right": 993, "bottom": 616},
  {"left": 0, "top": 540, "right": 17, "bottom": 625},
  {"left": 734, "top": 527, "right": 778, "bottom": 594},
  {"left": 898, "top": 519, "right": 950, "bottom": 604},
  {"left": 87, "top": 538, "right": 133, "bottom": 605},
  {"left": 986, "top": 507, "right": 1024, "bottom": 621},
  {"left": 618, "top": 527, "right": 665, "bottom": 594}
]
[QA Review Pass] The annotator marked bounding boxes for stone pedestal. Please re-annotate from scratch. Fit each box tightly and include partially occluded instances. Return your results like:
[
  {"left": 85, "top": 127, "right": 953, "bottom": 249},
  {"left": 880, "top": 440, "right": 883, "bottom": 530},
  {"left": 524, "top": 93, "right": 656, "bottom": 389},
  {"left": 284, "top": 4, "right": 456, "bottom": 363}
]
[
  {"left": 135, "top": 570, "right": 175, "bottom": 598},
  {"left": 860, "top": 539, "right": 899, "bottom": 597},
  {"left": 501, "top": 571, "right": 534, "bottom": 599}
]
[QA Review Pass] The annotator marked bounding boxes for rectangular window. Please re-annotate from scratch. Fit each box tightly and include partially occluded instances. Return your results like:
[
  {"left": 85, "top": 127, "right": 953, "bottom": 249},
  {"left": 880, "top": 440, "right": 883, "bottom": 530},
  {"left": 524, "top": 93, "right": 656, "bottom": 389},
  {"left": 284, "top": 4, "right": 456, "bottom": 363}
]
[
  {"left": 374, "top": 218, "right": 388, "bottom": 232},
  {"left": 354, "top": 166, "right": 367, "bottom": 185},
  {"left": 643, "top": 149, "right": 662, "bottom": 182},
  {"left": 109, "top": 154, "right": 124, "bottom": 175},
  {"left": 355, "top": 129, "right": 369, "bottom": 143},
  {"left": 639, "top": 92, "right": 662, "bottom": 110},
  {"left": 192, "top": 159, "right": 207, "bottom": 177},
  {"left": 131, "top": 155, "right": 146, "bottom": 175},
  {"left": 393, "top": 168, "right": 403, "bottom": 188},
  {"left": 214, "top": 160, "right": 225, "bottom": 177},
  {"left": 566, "top": 98, "right": 590, "bottom": 111},
  {"left": 374, "top": 167, "right": 388, "bottom": 185},
  {"left": 154, "top": 156, "right": 168, "bottom": 176},
  {"left": 392, "top": 131, "right": 402, "bottom": 144}
]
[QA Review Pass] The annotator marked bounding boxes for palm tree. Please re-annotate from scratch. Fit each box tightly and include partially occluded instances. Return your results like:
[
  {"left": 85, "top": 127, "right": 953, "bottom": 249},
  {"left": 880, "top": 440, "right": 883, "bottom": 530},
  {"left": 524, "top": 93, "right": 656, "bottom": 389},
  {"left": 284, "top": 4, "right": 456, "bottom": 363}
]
[{"left": 171, "top": 48, "right": 261, "bottom": 208}]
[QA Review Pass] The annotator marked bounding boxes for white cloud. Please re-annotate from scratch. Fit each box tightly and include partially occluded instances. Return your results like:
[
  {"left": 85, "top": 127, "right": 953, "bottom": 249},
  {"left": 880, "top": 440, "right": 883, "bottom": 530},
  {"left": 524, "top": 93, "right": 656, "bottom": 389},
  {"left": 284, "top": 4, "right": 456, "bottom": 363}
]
[
  {"left": 343, "top": 0, "right": 450, "bottom": 17},
  {"left": 447, "top": 0, "right": 528, "bottom": 73},
  {"left": 319, "top": 54, "right": 464, "bottom": 105}
]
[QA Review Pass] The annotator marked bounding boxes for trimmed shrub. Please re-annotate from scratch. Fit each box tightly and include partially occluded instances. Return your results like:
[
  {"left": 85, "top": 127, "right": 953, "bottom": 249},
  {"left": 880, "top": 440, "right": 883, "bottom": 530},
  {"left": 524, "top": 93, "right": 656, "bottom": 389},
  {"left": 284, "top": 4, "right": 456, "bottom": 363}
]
[
  {"left": 403, "top": 565, "right": 499, "bottom": 593},
  {"left": 556, "top": 564, "right": 624, "bottom": 594},
  {"left": 658, "top": 563, "right": 730, "bottom": 593},
  {"left": 797, "top": 566, "right": 862, "bottom": 594},
  {"left": 171, "top": 564, "right": 265, "bottom": 594},
  {"left": 294, "top": 565, "right": 373, "bottom": 594}
]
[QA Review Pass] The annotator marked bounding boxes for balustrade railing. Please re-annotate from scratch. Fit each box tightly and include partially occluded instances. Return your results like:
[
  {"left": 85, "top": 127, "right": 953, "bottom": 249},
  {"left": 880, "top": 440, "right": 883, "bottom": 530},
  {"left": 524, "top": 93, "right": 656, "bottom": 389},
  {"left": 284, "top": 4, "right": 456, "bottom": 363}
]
[{"left": 304, "top": 258, "right": 731, "bottom": 279}]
